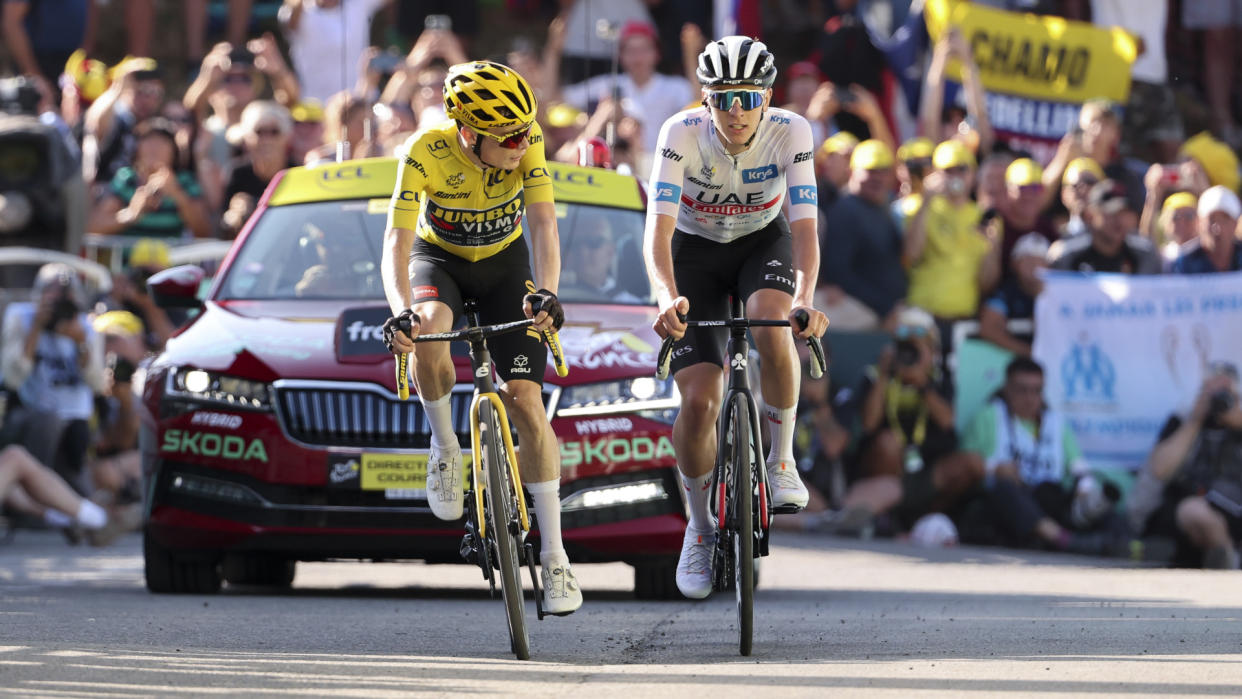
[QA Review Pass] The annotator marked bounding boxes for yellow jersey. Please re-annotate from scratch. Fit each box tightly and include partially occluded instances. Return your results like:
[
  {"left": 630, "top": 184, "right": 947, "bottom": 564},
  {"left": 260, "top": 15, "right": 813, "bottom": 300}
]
[
  {"left": 387, "top": 120, "right": 554, "bottom": 261},
  {"left": 906, "top": 194, "right": 989, "bottom": 318}
]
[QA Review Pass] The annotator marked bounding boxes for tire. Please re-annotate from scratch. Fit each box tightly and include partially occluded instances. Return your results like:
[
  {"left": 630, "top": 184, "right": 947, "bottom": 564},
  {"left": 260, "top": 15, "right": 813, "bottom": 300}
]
[
  {"left": 729, "top": 395, "right": 755, "bottom": 657},
  {"left": 481, "top": 403, "right": 530, "bottom": 661},
  {"left": 144, "top": 532, "right": 222, "bottom": 594},
  {"left": 222, "top": 554, "right": 296, "bottom": 588},
  {"left": 632, "top": 559, "right": 680, "bottom": 600}
]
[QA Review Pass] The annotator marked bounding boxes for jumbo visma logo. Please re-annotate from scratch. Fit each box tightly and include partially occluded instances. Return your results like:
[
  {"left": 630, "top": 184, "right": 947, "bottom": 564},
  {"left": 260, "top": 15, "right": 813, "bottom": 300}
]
[
  {"left": 162, "top": 429, "right": 269, "bottom": 462},
  {"left": 422, "top": 191, "right": 525, "bottom": 247}
]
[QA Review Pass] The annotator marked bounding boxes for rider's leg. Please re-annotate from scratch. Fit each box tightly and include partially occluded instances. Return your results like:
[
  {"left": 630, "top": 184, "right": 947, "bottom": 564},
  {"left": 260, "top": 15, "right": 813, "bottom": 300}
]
[
  {"left": 502, "top": 378, "right": 582, "bottom": 613},
  {"left": 409, "top": 300, "right": 457, "bottom": 449},
  {"left": 747, "top": 289, "right": 797, "bottom": 459},
  {"left": 673, "top": 364, "right": 724, "bottom": 530},
  {"left": 501, "top": 380, "right": 561, "bottom": 547}
]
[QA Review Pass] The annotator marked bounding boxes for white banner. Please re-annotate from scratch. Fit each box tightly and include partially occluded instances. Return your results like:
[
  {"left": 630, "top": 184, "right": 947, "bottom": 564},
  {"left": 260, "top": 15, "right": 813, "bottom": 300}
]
[{"left": 1032, "top": 271, "right": 1242, "bottom": 471}]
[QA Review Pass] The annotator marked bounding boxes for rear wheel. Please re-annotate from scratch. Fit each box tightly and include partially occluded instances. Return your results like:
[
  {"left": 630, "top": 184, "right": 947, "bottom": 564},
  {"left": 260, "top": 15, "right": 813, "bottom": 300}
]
[
  {"left": 481, "top": 403, "right": 530, "bottom": 660},
  {"left": 144, "top": 532, "right": 222, "bottom": 594},
  {"left": 729, "top": 395, "right": 755, "bottom": 656}
]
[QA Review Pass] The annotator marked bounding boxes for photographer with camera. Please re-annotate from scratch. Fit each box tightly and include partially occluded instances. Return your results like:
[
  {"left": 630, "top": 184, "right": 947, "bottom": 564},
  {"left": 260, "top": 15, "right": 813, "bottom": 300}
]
[
  {"left": 0, "top": 264, "right": 104, "bottom": 494},
  {"left": 824, "top": 308, "right": 982, "bottom": 536},
  {"left": 82, "top": 58, "right": 165, "bottom": 187},
  {"left": 1136, "top": 362, "right": 1242, "bottom": 569},
  {"left": 962, "top": 357, "right": 1131, "bottom": 556}
]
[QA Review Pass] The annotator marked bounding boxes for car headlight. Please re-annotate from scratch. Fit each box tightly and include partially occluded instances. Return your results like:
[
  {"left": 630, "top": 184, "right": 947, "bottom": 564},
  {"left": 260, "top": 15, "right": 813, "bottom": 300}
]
[
  {"left": 167, "top": 368, "right": 272, "bottom": 410},
  {"left": 554, "top": 377, "right": 679, "bottom": 418},
  {"left": 561, "top": 478, "right": 668, "bottom": 511}
]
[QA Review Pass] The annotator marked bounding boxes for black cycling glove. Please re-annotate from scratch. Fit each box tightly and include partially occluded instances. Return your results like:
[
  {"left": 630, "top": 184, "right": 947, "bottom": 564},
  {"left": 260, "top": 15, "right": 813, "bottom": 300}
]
[
  {"left": 381, "top": 309, "right": 420, "bottom": 353},
  {"left": 524, "top": 288, "right": 565, "bottom": 330}
]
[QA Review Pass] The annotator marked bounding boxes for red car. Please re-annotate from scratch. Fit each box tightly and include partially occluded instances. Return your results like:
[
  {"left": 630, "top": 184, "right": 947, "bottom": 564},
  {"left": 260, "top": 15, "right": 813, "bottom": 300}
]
[{"left": 141, "top": 158, "right": 686, "bottom": 597}]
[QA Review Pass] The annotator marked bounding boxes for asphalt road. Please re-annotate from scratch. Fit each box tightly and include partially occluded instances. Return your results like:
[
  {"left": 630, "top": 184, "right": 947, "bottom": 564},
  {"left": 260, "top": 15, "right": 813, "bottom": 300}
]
[{"left": 1, "top": 529, "right": 1240, "bottom": 698}]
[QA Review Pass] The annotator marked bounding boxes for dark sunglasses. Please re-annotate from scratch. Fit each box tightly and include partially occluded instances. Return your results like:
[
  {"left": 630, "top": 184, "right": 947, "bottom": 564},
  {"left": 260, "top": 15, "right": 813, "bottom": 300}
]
[
  {"left": 1172, "top": 210, "right": 1196, "bottom": 222},
  {"left": 1069, "top": 176, "right": 1098, "bottom": 189},
  {"left": 895, "top": 325, "right": 929, "bottom": 339},
  {"left": 224, "top": 72, "right": 253, "bottom": 85},
  {"left": 706, "top": 89, "right": 764, "bottom": 111},
  {"left": 474, "top": 122, "right": 533, "bottom": 149},
  {"left": 254, "top": 126, "right": 283, "bottom": 138}
]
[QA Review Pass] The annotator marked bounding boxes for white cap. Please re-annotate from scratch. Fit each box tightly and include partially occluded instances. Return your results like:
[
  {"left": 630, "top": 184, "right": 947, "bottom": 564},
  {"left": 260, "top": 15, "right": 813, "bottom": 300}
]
[
  {"left": 1011, "top": 232, "right": 1050, "bottom": 261},
  {"left": 1197, "top": 185, "right": 1242, "bottom": 220},
  {"left": 910, "top": 513, "right": 959, "bottom": 547}
]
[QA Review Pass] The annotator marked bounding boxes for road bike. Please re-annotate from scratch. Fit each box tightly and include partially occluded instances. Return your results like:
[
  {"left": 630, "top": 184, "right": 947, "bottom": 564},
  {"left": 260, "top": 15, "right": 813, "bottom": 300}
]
[
  {"left": 394, "top": 300, "right": 568, "bottom": 660},
  {"left": 656, "top": 298, "right": 826, "bottom": 656}
]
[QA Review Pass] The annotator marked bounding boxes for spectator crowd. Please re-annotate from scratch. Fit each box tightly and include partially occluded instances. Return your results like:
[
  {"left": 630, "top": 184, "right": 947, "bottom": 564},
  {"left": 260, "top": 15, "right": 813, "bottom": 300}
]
[{"left": 2, "top": 0, "right": 1242, "bottom": 571}]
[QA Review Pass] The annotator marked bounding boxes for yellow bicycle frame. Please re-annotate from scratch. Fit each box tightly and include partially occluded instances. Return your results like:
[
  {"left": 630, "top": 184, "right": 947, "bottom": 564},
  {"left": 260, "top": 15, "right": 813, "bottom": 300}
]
[{"left": 468, "top": 391, "right": 531, "bottom": 540}]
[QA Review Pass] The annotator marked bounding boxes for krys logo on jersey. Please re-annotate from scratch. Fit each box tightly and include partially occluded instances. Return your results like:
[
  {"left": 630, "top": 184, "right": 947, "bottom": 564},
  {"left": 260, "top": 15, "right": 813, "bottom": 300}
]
[{"left": 422, "top": 191, "right": 525, "bottom": 247}]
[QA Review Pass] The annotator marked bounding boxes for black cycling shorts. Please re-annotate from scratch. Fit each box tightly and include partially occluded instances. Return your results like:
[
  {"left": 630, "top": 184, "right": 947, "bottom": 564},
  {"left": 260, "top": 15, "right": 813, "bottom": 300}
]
[
  {"left": 667, "top": 216, "right": 795, "bottom": 375},
  {"left": 407, "top": 236, "right": 547, "bottom": 385}
]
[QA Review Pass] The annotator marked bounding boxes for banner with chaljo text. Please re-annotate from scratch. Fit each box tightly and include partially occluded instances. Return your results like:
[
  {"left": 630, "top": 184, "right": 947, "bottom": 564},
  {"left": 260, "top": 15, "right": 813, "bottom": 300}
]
[
  {"left": 1032, "top": 272, "right": 1242, "bottom": 471},
  {"left": 924, "top": 0, "right": 1138, "bottom": 164}
]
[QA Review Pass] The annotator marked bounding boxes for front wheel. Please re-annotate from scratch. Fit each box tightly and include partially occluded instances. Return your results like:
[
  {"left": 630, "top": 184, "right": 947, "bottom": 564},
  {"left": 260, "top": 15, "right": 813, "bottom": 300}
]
[
  {"left": 481, "top": 402, "right": 530, "bottom": 660},
  {"left": 727, "top": 395, "right": 755, "bottom": 656}
]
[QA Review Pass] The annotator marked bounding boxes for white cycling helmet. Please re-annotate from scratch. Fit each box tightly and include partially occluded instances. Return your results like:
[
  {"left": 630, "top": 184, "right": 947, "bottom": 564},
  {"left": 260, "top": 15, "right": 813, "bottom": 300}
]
[{"left": 696, "top": 36, "right": 777, "bottom": 88}]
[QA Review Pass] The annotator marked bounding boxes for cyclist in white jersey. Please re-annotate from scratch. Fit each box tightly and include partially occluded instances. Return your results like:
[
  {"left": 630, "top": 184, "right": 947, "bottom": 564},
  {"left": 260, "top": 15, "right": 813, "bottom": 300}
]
[{"left": 643, "top": 36, "right": 830, "bottom": 599}]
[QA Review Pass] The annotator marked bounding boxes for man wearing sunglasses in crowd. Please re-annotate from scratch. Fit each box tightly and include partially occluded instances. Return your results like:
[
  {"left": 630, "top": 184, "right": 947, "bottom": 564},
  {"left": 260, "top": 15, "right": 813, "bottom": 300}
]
[
  {"left": 642, "top": 36, "right": 830, "bottom": 599},
  {"left": 380, "top": 61, "right": 582, "bottom": 616}
]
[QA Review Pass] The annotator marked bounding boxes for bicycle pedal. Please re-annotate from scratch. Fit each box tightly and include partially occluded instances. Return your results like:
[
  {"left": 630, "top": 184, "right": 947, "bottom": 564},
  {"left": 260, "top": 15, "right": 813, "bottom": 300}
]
[{"left": 770, "top": 503, "right": 805, "bottom": 515}]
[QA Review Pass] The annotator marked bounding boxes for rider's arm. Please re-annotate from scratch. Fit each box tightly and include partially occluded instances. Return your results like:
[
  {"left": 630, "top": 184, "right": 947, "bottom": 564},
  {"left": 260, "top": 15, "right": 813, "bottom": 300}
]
[
  {"left": 644, "top": 212, "right": 680, "bottom": 309},
  {"left": 785, "top": 115, "right": 829, "bottom": 336},
  {"left": 521, "top": 122, "right": 560, "bottom": 294},
  {"left": 382, "top": 135, "right": 428, "bottom": 316},
  {"left": 382, "top": 225, "right": 417, "bottom": 315},
  {"left": 644, "top": 115, "right": 690, "bottom": 323},
  {"left": 526, "top": 201, "right": 560, "bottom": 294}
]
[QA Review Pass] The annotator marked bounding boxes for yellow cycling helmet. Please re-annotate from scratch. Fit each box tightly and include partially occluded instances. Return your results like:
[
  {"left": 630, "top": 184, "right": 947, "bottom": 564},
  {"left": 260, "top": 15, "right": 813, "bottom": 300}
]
[{"left": 443, "top": 61, "right": 537, "bottom": 131}]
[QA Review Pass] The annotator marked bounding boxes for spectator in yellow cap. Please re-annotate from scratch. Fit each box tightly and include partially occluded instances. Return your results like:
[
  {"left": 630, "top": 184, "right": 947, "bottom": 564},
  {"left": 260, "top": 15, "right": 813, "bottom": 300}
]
[
  {"left": 1177, "top": 132, "right": 1240, "bottom": 193},
  {"left": 1170, "top": 185, "right": 1242, "bottom": 274},
  {"left": 1151, "top": 192, "right": 1200, "bottom": 265},
  {"left": 83, "top": 57, "right": 165, "bottom": 186},
  {"left": 290, "top": 99, "right": 326, "bottom": 165},
  {"left": 815, "top": 131, "right": 858, "bottom": 211},
  {"left": 819, "top": 139, "right": 906, "bottom": 331},
  {"left": 998, "top": 157, "right": 1058, "bottom": 283},
  {"left": 903, "top": 140, "right": 1000, "bottom": 320},
  {"left": 96, "top": 237, "right": 176, "bottom": 351},
  {"left": 894, "top": 137, "right": 934, "bottom": 223},
  {"left": 896, "top": 137, "right": 933, "bottom": 189},
  {"left": 1059, "top": 157, "right": 1104, "bottom": 238}
]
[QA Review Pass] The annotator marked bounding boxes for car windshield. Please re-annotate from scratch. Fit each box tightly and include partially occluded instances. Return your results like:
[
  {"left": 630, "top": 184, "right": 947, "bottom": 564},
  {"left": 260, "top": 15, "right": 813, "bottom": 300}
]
[{"left": 216, "top": 198, "right": 653, "bottom": 305}]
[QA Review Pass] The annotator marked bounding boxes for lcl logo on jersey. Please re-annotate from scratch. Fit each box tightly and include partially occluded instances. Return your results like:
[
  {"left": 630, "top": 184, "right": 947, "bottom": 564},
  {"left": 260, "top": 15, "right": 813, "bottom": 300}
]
[{"left": 742, "top": 165, "right": 778, "bottom": 183}]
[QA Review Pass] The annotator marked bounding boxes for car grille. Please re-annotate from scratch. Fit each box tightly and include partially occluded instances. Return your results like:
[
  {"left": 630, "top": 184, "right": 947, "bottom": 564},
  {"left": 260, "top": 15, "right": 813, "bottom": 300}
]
[
  {"left": 272, "top": 382, "right": 469, "bottom": 448},
  {"left": 271, "top": 381, "right": 553, "bottom": 449}
]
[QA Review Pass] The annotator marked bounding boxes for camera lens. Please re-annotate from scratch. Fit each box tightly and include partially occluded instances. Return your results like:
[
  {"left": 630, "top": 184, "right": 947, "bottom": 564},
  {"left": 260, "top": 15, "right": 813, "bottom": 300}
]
[{"left": 895, "top": 340, "right": 920, "bottom": 367}]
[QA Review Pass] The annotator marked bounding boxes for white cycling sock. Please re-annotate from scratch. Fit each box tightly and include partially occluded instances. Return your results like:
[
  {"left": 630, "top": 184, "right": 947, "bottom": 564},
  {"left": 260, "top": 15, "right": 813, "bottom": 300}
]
[
  {"left": 43, "top": 508, "right": 73, "bottom": 528},
  {"left": 681, "top": 472, "right": 714, "bottom": 532},
  {"left": 420, "top": 394, "right": 458, "bottom": 452},
  {"left": 527, "top": 479, "right": 564, "bottom": 559},
  {"left": 75, "top": 499, "right": 107, "bottom": 530},
  {"left": 765, "top": 405, "right": 797, "bottom": 466}
]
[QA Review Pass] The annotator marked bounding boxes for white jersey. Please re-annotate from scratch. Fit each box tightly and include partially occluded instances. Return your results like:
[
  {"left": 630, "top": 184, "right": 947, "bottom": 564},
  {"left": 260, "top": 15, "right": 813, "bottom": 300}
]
[{"left": 647, "top": 106, "right": 818, "bottom": 243}]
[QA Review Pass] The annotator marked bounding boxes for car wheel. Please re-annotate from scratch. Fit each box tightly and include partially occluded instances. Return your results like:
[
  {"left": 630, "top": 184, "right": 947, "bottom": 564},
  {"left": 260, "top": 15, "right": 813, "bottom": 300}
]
[
  {"left": 144, "top": 532, "right": 222, "bottom": 594},
  {"left": 632, "top": 559, "right": 680, "bottom": 600},
  {"left": 222, "top": 554, "right": 296, "bottom": 588}
]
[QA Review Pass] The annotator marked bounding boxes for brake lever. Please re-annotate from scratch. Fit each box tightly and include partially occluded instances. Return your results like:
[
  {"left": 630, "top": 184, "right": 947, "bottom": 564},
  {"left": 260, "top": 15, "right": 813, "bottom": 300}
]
[{"left": 792, "top": 309, "right": 827, "bottom": 380}]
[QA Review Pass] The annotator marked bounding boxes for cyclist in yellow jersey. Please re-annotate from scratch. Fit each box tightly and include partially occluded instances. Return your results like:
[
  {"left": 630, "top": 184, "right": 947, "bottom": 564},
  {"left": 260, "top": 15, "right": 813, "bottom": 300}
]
[{"left": 380, "top": 61, "right": 582, "bottom": 616}]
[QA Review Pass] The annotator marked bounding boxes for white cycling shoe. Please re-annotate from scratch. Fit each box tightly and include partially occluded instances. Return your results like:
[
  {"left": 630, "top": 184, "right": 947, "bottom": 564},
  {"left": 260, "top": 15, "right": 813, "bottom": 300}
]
[
  {"left": 425, "top": 446, "right": 464, "bottom": 521},
  {"left": 767, "top": 459, "right": 810, "bottom": 511},
  {"left": 676, "top": 526, "right": 716, "bottom": 599},
  {"left": 540, "top": 550, "right": 583, "bottom": 616}
]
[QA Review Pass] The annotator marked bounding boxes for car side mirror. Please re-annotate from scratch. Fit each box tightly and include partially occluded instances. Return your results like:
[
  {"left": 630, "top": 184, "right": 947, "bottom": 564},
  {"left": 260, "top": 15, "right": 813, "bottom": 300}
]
[{"left": 147, "top": 265, "right": 205, "bottom": 309}]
